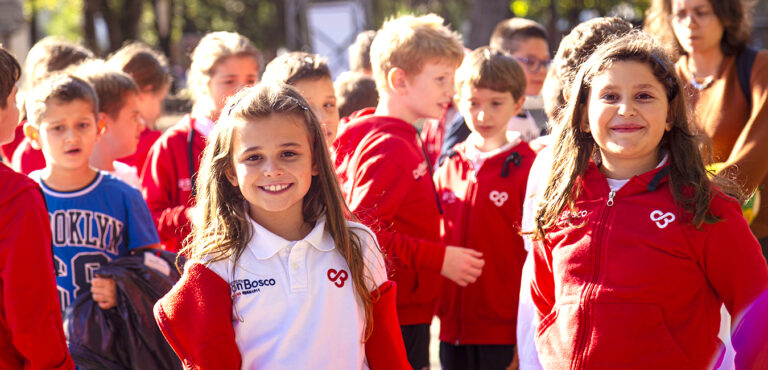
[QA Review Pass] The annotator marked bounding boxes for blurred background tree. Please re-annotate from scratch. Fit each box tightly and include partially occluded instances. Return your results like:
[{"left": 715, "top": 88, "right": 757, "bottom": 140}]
[{"left": 22, "top": 0, "right": 768, "bottom": 77}]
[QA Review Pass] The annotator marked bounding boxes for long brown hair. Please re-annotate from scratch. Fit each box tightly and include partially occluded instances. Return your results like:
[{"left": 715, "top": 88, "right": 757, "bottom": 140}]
[
  {"left": 533, "top": 31, "right": 729, "bottom": 240},
  {"left": 182, "top": 83, "right": 377, "bottom": 339}
]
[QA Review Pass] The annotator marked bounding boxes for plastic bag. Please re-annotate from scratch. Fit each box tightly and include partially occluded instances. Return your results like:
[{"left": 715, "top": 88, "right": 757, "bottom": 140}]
[{"left": 64, "top": 249, "right": 185, "bottom": 369}]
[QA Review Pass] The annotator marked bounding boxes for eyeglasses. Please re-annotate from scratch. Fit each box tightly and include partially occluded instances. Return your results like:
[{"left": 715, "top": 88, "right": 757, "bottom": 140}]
[
  {"left": 671, "top": 8, "right": 715, "bottom": 26},
  {"left": 514, "top": 57, "right": 552, "bottom": 73}
]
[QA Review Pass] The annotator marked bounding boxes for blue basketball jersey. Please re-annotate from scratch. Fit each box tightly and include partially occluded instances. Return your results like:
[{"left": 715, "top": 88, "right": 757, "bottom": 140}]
[{"left": 30, "top": 171, "right": 160, "bottom": 312}]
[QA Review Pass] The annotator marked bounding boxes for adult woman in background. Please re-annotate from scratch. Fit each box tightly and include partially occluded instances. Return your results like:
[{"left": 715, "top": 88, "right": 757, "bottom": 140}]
[{"left": 646, "top": 0, "right": 768, "bottom": 257}]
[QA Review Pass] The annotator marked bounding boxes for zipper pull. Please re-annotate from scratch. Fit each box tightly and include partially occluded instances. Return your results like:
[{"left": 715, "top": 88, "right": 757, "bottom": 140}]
[{"left": 607, "top": 190, "right": 616, "bottom": 207}]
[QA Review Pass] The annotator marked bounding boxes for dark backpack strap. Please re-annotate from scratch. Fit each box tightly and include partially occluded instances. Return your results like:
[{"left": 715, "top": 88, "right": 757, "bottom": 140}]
[{"left": 736, "top": 46, "right": 758, "bottom": 110}]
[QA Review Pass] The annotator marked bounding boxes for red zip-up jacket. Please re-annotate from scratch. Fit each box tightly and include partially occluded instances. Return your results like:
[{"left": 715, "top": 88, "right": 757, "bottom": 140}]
[
  {"left": 531, "top": 163, "right": 768, "bottom": 369},
  {"left": 154, "top": 263, "right": 409, "bottom": 369},
  {"left": 140, "top": 115, "right": 204, "bottom": 252},
  {"left": 434, "top": 141, "right": 534, "bottom": 345},
  {"left": 0, "top": 163, "right": 74, "bottom": 369},
  {"left": 333, "top": 108, "right": 446, "bottom": 325}
]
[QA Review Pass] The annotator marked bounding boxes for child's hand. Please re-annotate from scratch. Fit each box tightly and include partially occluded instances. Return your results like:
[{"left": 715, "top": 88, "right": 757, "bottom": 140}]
[
  {"left": 91, "top": 276, "right": 117, "bottom": 310},
  {"left": 441, "top": 246, "right": 484, "bottom": 287}
]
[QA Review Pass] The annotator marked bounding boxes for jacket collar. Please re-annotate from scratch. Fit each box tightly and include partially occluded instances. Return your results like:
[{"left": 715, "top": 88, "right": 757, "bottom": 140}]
[
  {"left": 247, "top": 215, "right": 334, "bottom": 260},
  {"left": 584, "top": 160, "right": 671, "bottom": 195}
]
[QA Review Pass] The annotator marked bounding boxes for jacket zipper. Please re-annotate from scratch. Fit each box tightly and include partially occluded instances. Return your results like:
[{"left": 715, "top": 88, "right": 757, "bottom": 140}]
[
  {"left": 456, "top": 165, "right": 479, "bottom": 345},
  {"left": 571, "top": 190, "right": 615, "bottom": 369}
]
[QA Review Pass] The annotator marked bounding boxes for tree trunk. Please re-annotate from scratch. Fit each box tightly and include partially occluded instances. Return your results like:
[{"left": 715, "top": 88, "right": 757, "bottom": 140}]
[
  {"left": 466, "top": 0, "right": 513, "bottom": 48},
  {"left": 121, "top": 0, "right": 143, "bottom": 46},
  {"left": 153, "top": 0, "right": 173, "bottom": 59},
  {"left": 83, "top": 0, "right": 98, "bottom": 52}
]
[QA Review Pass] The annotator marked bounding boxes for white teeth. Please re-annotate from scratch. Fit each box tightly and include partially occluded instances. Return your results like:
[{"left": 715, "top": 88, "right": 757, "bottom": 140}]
[{"left": 263, "top": 184, "right": 289, "bottom": 192}]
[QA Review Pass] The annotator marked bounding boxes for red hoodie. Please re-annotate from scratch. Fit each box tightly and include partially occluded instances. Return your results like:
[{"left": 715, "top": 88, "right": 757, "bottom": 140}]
[
  {"left": 434, "top": 141, "right": 534, "bottom": 345},
  {"left": 140, "top": 115, "right": 204, "bottom": 252},
  {"left": 531, "top": 163, "right": 768, "bottom": 369},
  {"left": 333, "top": 108, "right": 446, "bottom": 325},
  {"left": 10, "top": 136, "right": 46, "bottom": 175},
  {"left": 0, "top": 163, "right": 74, "bottom": 369}
]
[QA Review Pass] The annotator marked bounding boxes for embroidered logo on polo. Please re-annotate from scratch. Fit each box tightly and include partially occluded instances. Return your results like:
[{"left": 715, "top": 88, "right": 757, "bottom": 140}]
[
  {"left": 650, "top": 210, "right": 675, "bottom": 229},
  {"left": 413, "top": 162, "right": 428, "bottom": 180},
  {"left": 327, "top": 268, "right": 348, "bottom": 288},
  {"left": 489, "top": 190, "right": 508, "bottom": 207},
  {"left": 230, "top": 277, "right": 277, "bottom": 296}
]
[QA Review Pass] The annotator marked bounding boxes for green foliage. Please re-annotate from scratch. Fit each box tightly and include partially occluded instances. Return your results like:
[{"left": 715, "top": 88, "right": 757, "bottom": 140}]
[{"left": 24, "top": 0, "right": 83, "bottom": 41}]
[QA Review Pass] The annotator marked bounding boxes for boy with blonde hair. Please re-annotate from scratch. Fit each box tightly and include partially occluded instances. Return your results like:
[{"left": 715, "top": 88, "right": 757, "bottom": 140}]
[
  {"left": 435, "top": 46, "right": 534, "bottom": 370},
  {"left": 24, "top": 74, "right": 160, "bottom": 314},
  {"left": 333, "top": 14, "right": 484, "bottom": 369}
]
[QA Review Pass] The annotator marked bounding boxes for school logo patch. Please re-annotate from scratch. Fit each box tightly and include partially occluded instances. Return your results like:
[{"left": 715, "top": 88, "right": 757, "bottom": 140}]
[
  {"left": 412, "top": 161, "right": 428, "bottom": 180},
  {"left": 650, "top": 210, "right": 675, "bottom": 229},
  {"left": 178, "top": 178, "right": 192, "bottom": 192},
  {"left": 327, "top": 268, "right": 348, "bottom": 288},
  {"left": 442, "top": 190, "right": 458, "bottom": 204},
  {"left": 489, "top": 190, "right": 509, "bottom": 207},
  {"left": 230, "top": 277, "right": 277, "bottom": 296},
  {"left": 556, "top": 209, "right": 589, "bottom": 228}
]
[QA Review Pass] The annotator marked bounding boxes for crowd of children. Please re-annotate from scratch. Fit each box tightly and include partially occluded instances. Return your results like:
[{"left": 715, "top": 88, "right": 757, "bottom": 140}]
[{"left": 1, "top": 1, "right": 767, "bottom": 368}]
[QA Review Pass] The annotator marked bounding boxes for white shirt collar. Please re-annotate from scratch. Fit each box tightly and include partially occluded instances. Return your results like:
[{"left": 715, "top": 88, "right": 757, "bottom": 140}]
[
  {"left": 247, "top": 215, "right": 335, "bottom": 260},
  {"left": 192, "top": 114, "right": 216, "bottom": 138}
]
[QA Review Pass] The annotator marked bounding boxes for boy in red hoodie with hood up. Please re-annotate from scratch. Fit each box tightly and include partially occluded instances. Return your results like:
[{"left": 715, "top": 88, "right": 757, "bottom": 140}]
[{"left": 333, "top": 13, "right": 484, "bottom": 370}]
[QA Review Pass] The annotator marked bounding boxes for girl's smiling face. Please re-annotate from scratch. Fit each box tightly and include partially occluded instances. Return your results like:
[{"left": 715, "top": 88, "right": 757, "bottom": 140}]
[
  {"left": 226, "top": 113, "right": 317, "bottom": 227},
  {"left": 586, "top": 60, "right": 670, "bottom": 178},
  {"left": 207, "top": 56, "right": 259, "bottom": 118}
]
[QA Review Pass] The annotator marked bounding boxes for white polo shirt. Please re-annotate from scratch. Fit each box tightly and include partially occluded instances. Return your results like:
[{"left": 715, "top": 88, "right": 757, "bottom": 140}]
[{"left": 206, "top": 216, "right": 387, "bottom": 369}]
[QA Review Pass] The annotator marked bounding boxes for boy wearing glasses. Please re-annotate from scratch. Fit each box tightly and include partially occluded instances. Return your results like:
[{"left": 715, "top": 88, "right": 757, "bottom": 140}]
[
  {"left": 489, "top": 17, "right": 550, "bottom": 142},
  {"left": 441, "top": 18, "right": 551, "bottom": 159}
]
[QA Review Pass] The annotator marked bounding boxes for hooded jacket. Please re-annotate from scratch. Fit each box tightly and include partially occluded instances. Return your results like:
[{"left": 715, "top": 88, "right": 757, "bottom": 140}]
[
  {"left": 333, "top": 108, "right": 446, "bottom": 325},
  {"left": 434, "top": 141, "right": 535, "bottom": 345},
  {"left": 140, "top": 115, "right": 205, "bottom": 253},
  {"left": 531, "top": 163, "right": 768, "bottom": 369},
  {"left": 0, "top": 162, "right": 74, "bottom": 369}
]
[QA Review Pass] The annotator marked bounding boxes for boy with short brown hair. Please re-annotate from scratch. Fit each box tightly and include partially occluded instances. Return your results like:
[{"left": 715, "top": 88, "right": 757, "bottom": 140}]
[
  {"left": 262, "top": 51, "right": 340, "bottom": 143},
  {"left": 73, "top": 60, "right": 143, "bottom": 187},
  {"left": 333, "top": 13, "right": 483, "bottom": 369},
  {"left": 24, "top": 73, "right": 160, "bottom": 314},
  {"left": 435, "top": 46, "right": 534, "bottom": 370}
]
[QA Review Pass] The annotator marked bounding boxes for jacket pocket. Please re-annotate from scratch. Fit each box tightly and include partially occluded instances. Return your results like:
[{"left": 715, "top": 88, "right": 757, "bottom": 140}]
[
  {"left": 585, "top": 303, "right": 692, "bottom": 369},
  {"left": 535, "top": 303, "right": 579, "bottom": 370}
]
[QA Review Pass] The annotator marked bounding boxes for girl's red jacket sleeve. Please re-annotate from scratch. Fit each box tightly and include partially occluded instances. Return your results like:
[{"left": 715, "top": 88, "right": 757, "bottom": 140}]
[
  {"left": 366, "top": 281, "right": 411, "bottom": 369},
  {"left": 154, "top": 263, "right": 241, "bottom": 369}
]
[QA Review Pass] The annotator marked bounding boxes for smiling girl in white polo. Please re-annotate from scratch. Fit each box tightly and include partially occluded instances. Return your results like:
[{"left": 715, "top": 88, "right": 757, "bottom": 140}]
[{"left": 154, "top": 84, "right": 409, "bottom": 369}]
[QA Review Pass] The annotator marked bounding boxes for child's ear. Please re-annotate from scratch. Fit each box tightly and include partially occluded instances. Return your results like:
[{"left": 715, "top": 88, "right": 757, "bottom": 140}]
[
  {"left": 23, "top": 121, "right": 42, "bottom": 150},
  {"left": 387, "top": 68, "right": 408, "bottom": 94},
  {"left": 562, "top": 88, "right": 571, "bottom": 103},
  {"left": 579, "top": 105, "right": 590, "bottom": 133},
  {"left": 312, "top": 161, "right": 319, "bottom": 176},
  {"left": 97, "top": 113, "right": 108, "bottom": 134},
  {"left": 514, "top": 95, "right": 526, "bottom": 114},
  {"left": 224, "top": 166, "right": 238, "bottom": 187}
]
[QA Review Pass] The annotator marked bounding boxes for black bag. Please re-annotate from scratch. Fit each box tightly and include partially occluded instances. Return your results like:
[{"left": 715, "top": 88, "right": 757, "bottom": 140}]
[{"left": 64, "top": 249, "right": 185, "bottom": 370}]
